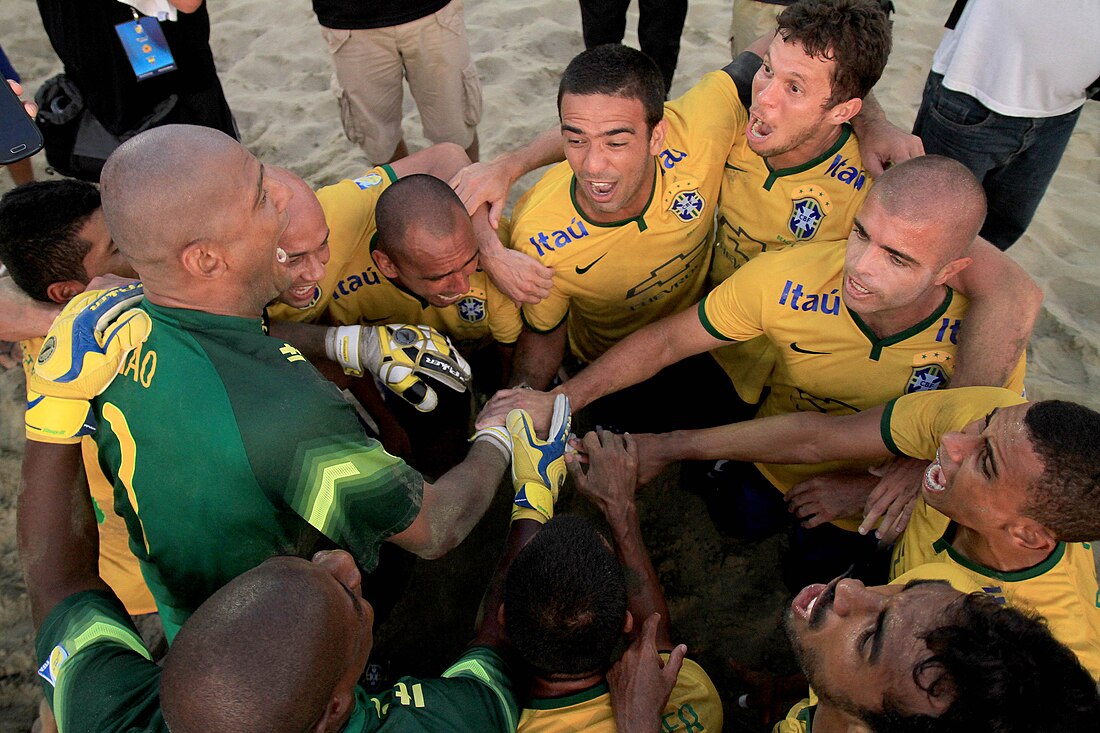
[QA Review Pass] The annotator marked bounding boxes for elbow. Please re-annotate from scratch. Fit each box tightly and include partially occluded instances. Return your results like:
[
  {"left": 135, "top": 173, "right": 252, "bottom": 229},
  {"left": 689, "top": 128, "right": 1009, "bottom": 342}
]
[{"left": 1020, "top": 278, "right": 1044, "bottom": 322}]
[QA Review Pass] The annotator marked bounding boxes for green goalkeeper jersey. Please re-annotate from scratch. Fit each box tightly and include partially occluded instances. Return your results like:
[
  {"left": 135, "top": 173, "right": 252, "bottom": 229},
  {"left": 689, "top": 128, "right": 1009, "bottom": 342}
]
[
  {"left": 91, "top": 301, "right": 423, "bottom": 638},
  {"left": 36, "top": 591, "right": 518, "bottom": 733}
]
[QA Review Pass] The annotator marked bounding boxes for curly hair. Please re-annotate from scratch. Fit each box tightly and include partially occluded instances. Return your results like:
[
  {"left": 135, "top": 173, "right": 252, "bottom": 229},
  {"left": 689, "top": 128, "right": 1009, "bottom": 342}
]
[
  {"left": 0, "top": 180, "right": 100, "bottom": 301},
  {"left": 1021, "top": 400, "right": 1100, "bottom": 542},
  {"left": 503, "top": 515, "right": 627, "bottom": 676},
  {"left": 776, "top": 0, "right": 893, "bottom": 108},
  {"left": 862, "top": 593, "right": 1100, "bottom": 733},
  {"left": 558, "top": 44, "right": 666, "bottom": 133}
]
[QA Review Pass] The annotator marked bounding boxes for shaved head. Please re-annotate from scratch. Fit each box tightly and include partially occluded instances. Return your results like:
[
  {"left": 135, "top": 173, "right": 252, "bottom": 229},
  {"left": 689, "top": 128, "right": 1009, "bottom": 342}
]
[
  {"left": 100, "top": 125, "right": 251, "bottom": 267},
  {"left": 867, "top": 155, "right": 987, "bottom": 264},
  {"left": 375, "top": 174, "right": 468, "bottom": 262},
  {"left": 161, "top": 557, "right": 361, "bottom": 733}
]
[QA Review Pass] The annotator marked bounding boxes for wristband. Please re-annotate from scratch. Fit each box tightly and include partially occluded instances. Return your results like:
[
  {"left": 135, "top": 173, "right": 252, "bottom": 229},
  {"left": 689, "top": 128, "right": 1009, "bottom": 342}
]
[
  {"left": 325, "top": 325, "right": 363, "bottom": 375},
  {"left": 470, "top": 426, "right": 511, "bottom": 461}
]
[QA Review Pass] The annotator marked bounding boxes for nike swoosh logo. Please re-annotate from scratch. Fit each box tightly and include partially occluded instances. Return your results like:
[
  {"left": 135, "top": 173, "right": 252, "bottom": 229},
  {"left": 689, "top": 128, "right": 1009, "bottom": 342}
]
[
  {"left": 790, "top": 342, "right": 831, "bottom": 355},
  {"left": 575, "top": 253, "right": 608, "bottom": 275}
]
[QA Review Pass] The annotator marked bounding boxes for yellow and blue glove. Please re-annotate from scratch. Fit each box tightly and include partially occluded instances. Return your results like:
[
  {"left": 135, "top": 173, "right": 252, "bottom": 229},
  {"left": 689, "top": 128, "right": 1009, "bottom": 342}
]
[
  {"left": 25, "top": 390, "right": 96, "bottom": 444},
  {"left": 29, "top": 283, "right": 149, "bottom": 400},
  {"left": 325, "top": 323, "right": 471, "bottom": 412},
  {"left": 507, "top": 393, "right": 571, "bottom": 524}
]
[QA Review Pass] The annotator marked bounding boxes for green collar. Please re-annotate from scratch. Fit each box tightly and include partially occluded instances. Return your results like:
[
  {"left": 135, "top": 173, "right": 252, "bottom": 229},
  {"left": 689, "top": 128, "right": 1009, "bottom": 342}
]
[
  {"left": 763, "top": 124, "right": 853, "bottom": 190},
  {"left": 848, "top": 288, "right": 954, "bottom": 362},
  {"left": 525, "top": 681, "right": 610, "bottom": 710},
  {"left": 932, "top": 522, "right": 1067, "bottom": 581},
  {"left": 145, "top": 299, "right": 264, "bottom": 335},
  {"left": 568, "top": 162, "right": 657, "bottom": 232}
]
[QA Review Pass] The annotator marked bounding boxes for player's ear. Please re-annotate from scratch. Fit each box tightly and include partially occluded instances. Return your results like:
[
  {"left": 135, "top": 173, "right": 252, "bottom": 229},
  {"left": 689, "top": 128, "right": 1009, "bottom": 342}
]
[
  {"left": 828, "top": 96, "right": 862, "bottom": 125},
  {"left": 647, "top": 118, "right": 668, "bottom": 155},
  {"left": 45, "top": 280, "right": 87, "bottom": 304},
  {"left": 1007, "top": 519, "right": 1056, "bottom": 553},
  {"left": 622, "top": 609, "right": 633, "bottom": 635},
  {"left": 372, "top": 248, "right": 400, "bottom": 280},
  {"left": 180, "top": 241, "right": 227, "bottom": 280},
  {"left": 312, "top": 688, "right": 355, "bottom": 733},
  {"left": 935, "top": 256, "right": 972, "bottom": 286}
]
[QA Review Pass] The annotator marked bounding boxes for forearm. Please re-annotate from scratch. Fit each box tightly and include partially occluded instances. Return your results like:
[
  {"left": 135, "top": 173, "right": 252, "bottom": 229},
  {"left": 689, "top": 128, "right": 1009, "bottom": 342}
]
[
  {"left": 410, "top": 441, "right": 509, "bottom": 559},
  {"left": 18, "top": 441, "right": 105, "bottom": 629},
  {"left": 0, "top": 278, "right": 61, "bottom": 340},
  {"left": 508, "top": 326, "right": 566, "bottom": 389},
  {"left": 494, "top": 128, "right": 565, "bottom": 181},
  {"left": 949, "top": 240, "right": 1041, "bottom": 387},
  {"left": 268, "top": 319, "right": 329, "bottom": 360},
  {"left": 559, "top": 310, "right": 713, "bottom": 413},
  {"left": 651, "top": 410, "right": 888, "bottom": 466},
  {"left": 606, "top": 500, "right": 672, "bottom": 646},
  {"left": 472, "top": 518, "right": 542, "bottom": 648}
]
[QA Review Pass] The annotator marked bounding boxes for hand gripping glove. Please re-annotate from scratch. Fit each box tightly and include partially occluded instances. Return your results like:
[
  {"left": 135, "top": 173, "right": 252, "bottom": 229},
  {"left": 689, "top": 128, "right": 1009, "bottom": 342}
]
[
  {"left": 507, "top": 393, "right": 571, "bottom": 524},
  {"left": 325, "top": 324, "right": 471, "bottom": 412},
  {"left": 29, "top": 283, "right": 150, "bottom": 400}
]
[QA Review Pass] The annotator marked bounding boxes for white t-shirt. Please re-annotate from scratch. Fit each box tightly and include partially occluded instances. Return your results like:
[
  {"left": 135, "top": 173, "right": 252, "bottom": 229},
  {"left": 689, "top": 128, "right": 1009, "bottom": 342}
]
[{"left": 931, "top": 0, "right": 1100, "bottom": 117}]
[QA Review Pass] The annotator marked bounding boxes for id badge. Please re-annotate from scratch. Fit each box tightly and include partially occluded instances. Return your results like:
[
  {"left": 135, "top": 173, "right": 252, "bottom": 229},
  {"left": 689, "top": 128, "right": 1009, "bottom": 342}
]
[{"left": 114, "top": 16, "right": 177, "bottom": 81}]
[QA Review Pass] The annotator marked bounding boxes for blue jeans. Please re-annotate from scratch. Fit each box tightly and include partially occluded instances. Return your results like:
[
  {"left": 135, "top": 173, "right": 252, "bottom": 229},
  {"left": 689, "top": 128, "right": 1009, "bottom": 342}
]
[{"left": 912, "top": 72, "right": 1083, "bottom": 250}]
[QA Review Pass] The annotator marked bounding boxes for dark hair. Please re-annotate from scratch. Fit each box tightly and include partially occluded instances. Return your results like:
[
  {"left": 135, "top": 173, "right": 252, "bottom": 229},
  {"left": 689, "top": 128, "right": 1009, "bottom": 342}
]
[
  {"left": 557, "top": 44, "right": 665, "bottom": 133},
  {"left": 503, "top": 515, "right": 627, "bottom": 676},
  {"left": 862, "top": 593, "right": 1100, "bottom": 732},
  {"left": 375, "top": 173, "right": 466, "bottom": 261},
  {"left": 0, "top": 180, "right": 101, "bottom": 301},
  {"left": 1021, "top": 400, "right": 1100, "bottom": 542},
  {"left": 776, "top": 0, "right": 892, "bottom": 108}
]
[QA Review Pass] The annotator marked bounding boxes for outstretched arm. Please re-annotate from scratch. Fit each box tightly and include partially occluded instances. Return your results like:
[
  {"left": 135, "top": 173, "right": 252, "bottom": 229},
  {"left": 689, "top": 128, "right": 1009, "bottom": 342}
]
[
  {"left": 18, "top": 440, "right": 105, "bottom": 629},
  {"left": 388, "top": 439, "right": 509, "bottom": 560},
  {"left": 570, "top": 430, "right": 674, "bottom": 647},
  {"left": 0, "top": 277, "right": 61, "bottom": 341},
  {"left": 947, "top": 237, "right": 1041, "bottom": 388},
  {"left": 631, "top": 406, "right": 891, "bottom": 486}
]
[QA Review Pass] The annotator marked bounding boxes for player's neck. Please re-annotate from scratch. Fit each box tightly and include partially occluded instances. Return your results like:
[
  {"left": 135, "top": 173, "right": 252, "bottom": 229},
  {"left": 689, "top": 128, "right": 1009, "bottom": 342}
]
[
  {"left": 854, "top": 285, "right": 948, "bottom": 340},
  {"left": 765, "top": 125, "right": 843, "bottom": 171},
  {"left": 528, "top": 670, "right": 606, "bottom": 699},
  {"left": 952, "top": 525, "right": 1053, "bottom": 573},
  {"left": 811, "top": 700, "right": 867, "bottom": 733}
]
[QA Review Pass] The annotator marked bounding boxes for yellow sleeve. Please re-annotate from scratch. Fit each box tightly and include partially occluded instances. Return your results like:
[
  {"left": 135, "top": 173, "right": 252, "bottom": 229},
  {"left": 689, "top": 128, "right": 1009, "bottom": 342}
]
[
  {"left": 665, "top": 69, "right": 746, "bottom": 139},
  {"left": 661, "top": 656, "right": 724, "bottom": 732},
  {"left": 892, "top": 562, "right": 985, "bottom": 594},
  {"left": 880, "top": 386, "right": 1028, "bottom": 459},
  {"left": 697, "top": 255, "right": 769, "bottom": 342},
  {"left": 487, "top": 284, "right": 522, "bottom": 345}
]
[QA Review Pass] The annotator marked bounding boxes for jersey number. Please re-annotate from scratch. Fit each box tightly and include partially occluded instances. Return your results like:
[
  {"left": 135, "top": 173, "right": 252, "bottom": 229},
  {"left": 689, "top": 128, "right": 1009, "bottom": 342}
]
[{"left": 102, "top": 403, "right": 150, "bottom": 553}]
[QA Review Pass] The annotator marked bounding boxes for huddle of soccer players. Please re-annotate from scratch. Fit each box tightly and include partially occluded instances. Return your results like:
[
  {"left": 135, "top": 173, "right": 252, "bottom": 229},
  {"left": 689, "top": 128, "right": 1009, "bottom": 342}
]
[{"left": 4, "top": 1, "right": 1099, "bottom": 732}]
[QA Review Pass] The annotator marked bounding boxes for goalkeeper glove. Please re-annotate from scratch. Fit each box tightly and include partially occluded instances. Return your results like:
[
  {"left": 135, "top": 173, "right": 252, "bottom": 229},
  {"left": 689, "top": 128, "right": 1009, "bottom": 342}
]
[
  {"left": 508, "top": 393, "right": 571, "bottom": 523},
  {"left": 29, "top": 283, "right": 150, "bottom": 400},
  {"left": 25, "top": 391, "right": 96, "bottom": 444},
  {"left": 325, "top": 324, "right": 471, "bottom": 412}
]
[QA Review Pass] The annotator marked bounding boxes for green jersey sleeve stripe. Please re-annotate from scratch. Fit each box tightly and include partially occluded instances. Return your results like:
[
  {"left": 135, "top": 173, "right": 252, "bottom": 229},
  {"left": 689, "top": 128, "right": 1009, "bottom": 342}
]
[
  {"left": 880, "top": 398, "right": 903, "bottom": 456},
  {"left": 442, "top": 648, "right": 517, "bottom": 731},
  {"left": 697, "top": 297, "right": 735, "bottom": 341}
]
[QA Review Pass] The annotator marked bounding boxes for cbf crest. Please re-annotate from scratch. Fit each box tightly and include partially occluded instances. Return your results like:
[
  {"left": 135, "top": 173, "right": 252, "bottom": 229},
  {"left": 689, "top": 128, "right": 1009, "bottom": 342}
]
[
  {"left": 788, "top": 185, "right": 832, "bottom": 241},
  {"left": 906, "top": 351, "right": 952, "bottom": 393},
  {"left": 457, "top": 296, "right": 486, "bottom": 323},
  {"left": 669, "top": 190, "right": 705, "bottom": 222}
]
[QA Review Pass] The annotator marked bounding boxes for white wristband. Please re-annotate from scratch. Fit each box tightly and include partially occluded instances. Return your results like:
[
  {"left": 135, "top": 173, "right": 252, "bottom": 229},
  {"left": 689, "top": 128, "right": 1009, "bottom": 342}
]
[
  {"left": 470, "top": 426, "right": 511, "bottom": 461},
  {"left": 325, "top": 325, "right": 363, "bottom": 374}
]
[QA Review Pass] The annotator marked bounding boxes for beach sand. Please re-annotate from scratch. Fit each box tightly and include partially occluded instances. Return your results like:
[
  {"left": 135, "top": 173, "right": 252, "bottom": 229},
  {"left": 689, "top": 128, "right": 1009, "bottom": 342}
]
[{"left": 1, "top": 0, "right": 1097, "bottom": 730}]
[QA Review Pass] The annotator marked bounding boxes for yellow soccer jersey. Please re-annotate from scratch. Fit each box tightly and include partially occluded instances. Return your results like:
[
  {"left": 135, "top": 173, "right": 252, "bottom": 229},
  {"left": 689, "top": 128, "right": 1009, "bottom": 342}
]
[
  {"left": 879, "top": 388, "right": 1100, "bottom": 678},
  {"left": 698, "top": 242, "right": 1026, "bottom": 531},
  {"left": 21, "top": 337, "right": 157, "bottom": 616},
  {"left": 267, "top": 168, "right": 520, "bottom": 347},
  {"left": 713, "top": 125, "right": 870, "bottom": 286},
  {"left": 519, "top": 656, "right": 722, "bottom": 733},
  {"left": 511, "top": 69, "right": 742, "bottom": 363}
]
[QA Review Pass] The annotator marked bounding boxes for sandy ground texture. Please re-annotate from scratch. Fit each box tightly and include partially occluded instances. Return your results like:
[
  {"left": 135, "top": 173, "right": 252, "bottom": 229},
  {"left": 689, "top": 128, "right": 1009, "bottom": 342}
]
[{"left": 1, "top": 0, "right": 1098, "bottom": 731}]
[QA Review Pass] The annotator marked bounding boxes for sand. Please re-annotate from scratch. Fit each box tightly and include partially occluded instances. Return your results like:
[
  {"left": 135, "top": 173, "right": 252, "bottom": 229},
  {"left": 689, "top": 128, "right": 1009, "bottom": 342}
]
[{"left": 1, "top": 0, "right": 1097, "bottom": 730}]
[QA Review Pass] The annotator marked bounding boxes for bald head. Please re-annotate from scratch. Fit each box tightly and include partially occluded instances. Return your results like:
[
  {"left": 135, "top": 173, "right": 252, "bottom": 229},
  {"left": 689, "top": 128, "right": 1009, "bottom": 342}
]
[
  {"left": 867, "top": 155, "right": 987, "bottom": 262},
  {"left": 100, "top": 125, "right": 255, "bottom": 267},
  {"left": 375, "top": 174, "right": 468, "bottom": 262},
  {"left": 161, "top": 557, "right": 358, "bottom": 733}
]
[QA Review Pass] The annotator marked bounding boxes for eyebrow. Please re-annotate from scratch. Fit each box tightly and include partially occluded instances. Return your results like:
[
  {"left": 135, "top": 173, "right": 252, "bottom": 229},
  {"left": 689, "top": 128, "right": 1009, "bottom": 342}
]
[
  {"left": 871, "top": 579, "right": 950, "bottom": 664},
  {"left": 984, "top": 407, "right": 1000, "bottom": 477},
  {"left": 561, "top": 123, "right": 637, "bottom": 138},
  {"left": 253, "top": 164, "right": 266, "bottom": 211},
  {"left": 425, "top": 250, "right": 478, "bottom": 282}
]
